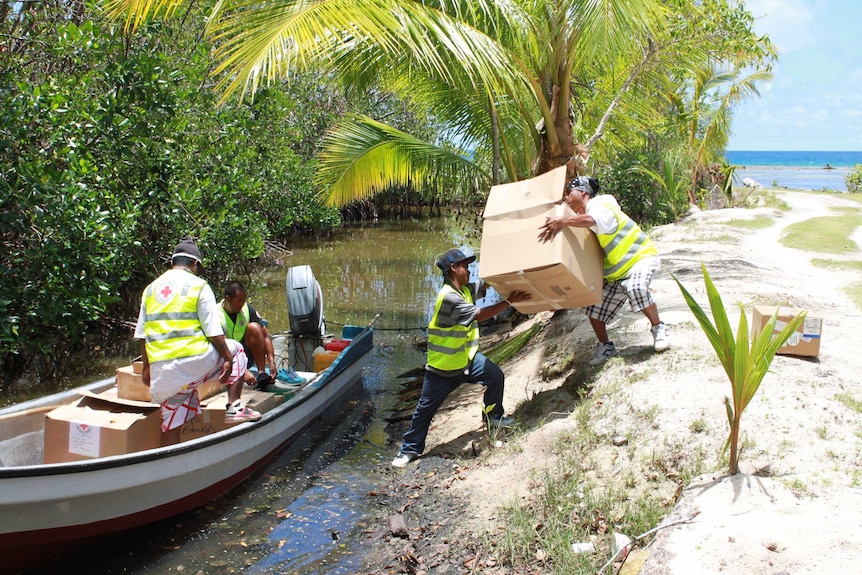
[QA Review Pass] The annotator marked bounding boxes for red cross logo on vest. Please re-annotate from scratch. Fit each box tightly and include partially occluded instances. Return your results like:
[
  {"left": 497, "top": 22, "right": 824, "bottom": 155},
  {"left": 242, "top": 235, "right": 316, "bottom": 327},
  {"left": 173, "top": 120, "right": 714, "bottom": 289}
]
[{"left": 154, "top": 280, "right": 178, "bottom": 305}]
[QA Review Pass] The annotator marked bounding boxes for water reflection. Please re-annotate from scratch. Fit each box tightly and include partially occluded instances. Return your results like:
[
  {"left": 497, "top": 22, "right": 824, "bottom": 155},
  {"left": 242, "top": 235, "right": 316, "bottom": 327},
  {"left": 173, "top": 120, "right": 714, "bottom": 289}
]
[{"left": 250, "top": 216, "right": 487, "bottom": 342}]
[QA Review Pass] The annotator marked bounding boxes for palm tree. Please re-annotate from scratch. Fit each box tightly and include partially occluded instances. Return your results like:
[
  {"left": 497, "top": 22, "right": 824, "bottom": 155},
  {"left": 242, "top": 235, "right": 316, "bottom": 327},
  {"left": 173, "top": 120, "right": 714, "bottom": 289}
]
[
  {"left": 675, "top": 63, "right": 774, "bottom": 200},
  {"left": 103, "top": 0, "right": 775, "bottom": 207}
]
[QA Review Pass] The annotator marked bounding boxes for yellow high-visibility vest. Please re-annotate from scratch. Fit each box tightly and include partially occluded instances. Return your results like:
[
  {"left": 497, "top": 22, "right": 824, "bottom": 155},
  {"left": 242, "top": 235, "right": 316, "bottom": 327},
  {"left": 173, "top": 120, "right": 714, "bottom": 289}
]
[
  {"left": 143, "top": 269, "right": 210, "bottom": 362},
  {"left": 427, "top": 284, "right": 479, "bottom": 371},
  {"left": 221, "top": 302, "right": 250, "bottom": 342},
  {"left": 596, "top": 201, "right": 658, "bottom": 281}
]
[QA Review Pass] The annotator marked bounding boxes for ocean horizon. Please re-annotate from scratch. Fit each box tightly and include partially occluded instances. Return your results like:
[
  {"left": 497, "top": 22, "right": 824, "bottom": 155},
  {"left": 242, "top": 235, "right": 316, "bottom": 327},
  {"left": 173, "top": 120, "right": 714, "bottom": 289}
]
[{"left": 724, "top": 150, "right": 862, "bottom": 192}]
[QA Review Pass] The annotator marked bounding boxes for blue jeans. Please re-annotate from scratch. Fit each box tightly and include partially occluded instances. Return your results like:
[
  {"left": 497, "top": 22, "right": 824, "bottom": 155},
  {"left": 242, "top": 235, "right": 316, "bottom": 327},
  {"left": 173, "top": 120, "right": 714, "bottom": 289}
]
[{"left": 400, "top": 352, "right": 505, "bottom": 456}]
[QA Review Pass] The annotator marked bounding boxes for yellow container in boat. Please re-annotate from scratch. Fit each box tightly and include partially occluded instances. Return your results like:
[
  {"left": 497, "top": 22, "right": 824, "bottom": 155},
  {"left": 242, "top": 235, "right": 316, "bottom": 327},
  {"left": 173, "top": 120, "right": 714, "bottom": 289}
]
[{"left": 313, "top": 348, "right": 340, "bottom": 371}]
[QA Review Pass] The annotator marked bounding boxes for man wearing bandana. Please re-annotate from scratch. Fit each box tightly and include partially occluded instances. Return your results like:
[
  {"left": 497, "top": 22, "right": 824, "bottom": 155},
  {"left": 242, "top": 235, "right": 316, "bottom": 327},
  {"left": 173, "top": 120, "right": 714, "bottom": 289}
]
[{"left": 538, "top": 176, "right": 670, "bottom": 366}]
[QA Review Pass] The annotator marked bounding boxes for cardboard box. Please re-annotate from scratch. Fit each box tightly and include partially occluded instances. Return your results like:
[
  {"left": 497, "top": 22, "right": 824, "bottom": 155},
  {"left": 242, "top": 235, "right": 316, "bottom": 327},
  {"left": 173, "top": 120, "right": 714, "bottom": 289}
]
[
  {"left": 116, "top": 365, "right": 150, "bottom": 402},
  {"left": 179, "top": 389, "right": 283, "bottom": 442},
  {"left": 751, "top": 305, "right": 823, "bottom": 357},
  {"left": 479, "top": 166, "right": 603, "bottom": 313},
  {"left": 132, "top": 360, "right": 143, "bottom": 374},
  {"left": 116, "top": 365, "right": 224, "bottom": 403},
  {"left": 44, "top": 394, "right": 161, "bottom": 463}
]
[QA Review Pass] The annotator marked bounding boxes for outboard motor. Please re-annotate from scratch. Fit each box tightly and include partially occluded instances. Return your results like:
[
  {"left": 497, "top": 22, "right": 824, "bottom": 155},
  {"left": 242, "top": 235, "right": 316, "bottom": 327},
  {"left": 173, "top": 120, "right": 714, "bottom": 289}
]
[{"left": 286, "top": 265, "right": 325, "bottom": 337}]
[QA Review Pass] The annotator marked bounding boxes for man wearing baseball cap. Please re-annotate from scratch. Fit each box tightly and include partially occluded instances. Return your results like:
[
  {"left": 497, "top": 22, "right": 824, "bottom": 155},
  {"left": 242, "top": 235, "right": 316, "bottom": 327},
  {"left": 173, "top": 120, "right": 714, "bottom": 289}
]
[
  {"left": 538, "top": 176, "right": 670, "bottom": 366},
  {"left": 134, "top": 239, "right": 261, "bottom": 445},
  {"left": 391, "top": 248, "right": 531, "bottom": 468}
]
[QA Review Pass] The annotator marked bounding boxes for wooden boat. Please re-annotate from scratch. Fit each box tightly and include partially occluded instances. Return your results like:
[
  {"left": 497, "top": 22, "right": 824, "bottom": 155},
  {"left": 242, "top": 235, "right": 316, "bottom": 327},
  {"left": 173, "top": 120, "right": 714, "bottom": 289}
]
[{"left": 0, "top": 267, "right": 374, "bottom": 574}]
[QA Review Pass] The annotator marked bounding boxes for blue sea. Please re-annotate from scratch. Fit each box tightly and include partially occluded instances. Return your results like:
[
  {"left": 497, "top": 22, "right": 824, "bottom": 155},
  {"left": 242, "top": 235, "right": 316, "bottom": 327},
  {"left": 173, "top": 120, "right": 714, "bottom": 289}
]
[{"left": 724, "top": 150, "right": 862, "bottom": 192}]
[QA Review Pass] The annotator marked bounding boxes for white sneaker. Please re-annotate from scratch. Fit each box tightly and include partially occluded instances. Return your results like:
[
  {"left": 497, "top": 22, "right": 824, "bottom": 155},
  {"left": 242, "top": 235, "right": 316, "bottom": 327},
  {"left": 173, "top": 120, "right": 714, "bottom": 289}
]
[
  {"left": 589, "top": 342, "right": 619, "bottom": 366},
  {"left": 391, "top": 452, "right": 418, "bottom": 468},
  {"left": 225, "top": 399, "right": 262, "bottom": 422},
  {"left": 651, "top": 322, "right": 670, "bottom": 352}
]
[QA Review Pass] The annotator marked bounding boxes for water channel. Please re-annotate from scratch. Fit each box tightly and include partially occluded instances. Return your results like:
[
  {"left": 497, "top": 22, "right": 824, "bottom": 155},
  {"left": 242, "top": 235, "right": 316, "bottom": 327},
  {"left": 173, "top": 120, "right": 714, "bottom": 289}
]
[{"left": 28, "top": 214, "right": 501, "bottom": 575}]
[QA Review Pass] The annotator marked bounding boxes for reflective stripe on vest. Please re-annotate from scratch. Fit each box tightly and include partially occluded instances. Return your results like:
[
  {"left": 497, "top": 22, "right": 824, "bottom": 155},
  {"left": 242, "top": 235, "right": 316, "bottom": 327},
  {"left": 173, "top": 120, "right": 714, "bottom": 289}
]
[
  {"left": 427, "top": 284, "right": 479, "bottom": 371},
  {"left": 596, "top": 202, "right": 658, "bottom": 281},
  {"left": 221, "top": 302, "right": 249, "bottom": 341},
  {"left": 143, "top": 269, "right": 210, "bottom": 362}
]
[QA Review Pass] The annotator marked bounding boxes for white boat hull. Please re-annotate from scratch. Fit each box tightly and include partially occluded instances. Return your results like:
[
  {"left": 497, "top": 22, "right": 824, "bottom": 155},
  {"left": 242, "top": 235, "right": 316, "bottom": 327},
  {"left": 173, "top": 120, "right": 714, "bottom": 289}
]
[{"left": 0, "top": 327, "right": 373, "bottom": 573}]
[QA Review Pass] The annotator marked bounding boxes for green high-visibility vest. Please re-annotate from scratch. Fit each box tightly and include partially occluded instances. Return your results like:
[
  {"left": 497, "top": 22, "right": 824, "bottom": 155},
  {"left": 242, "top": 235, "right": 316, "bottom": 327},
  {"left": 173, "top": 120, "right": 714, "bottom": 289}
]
[
  {"left": 427, "top": 284, "right": 479, "bottom": 371},
  {"left": 221, "top": 302, "right": 250, "bottom": 342},
  {"left": 143, "top": 269, "right": 210, "bottom": 362},
  {"left": 596, "top": 201, "right": 658, "bottom": 281}
]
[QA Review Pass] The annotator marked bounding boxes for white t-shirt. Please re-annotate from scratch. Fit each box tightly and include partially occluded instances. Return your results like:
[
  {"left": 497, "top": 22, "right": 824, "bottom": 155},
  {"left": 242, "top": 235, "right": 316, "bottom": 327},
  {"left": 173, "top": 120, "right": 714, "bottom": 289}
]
[
  {"left": 134, "top": 270, "right": 227, "bottom": 403},
  {"left": 585, "top": 195, "right": 621, "bottom": 235}
]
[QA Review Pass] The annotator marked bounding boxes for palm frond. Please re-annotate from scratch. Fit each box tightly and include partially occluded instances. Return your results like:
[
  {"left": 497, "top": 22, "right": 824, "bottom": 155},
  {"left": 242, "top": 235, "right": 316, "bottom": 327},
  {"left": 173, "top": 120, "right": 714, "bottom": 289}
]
[
  {"left": 315, "top": 114, "right": 487, "bottom": 207},
  {"left": 204, "top": 0, "right": 525, "bottom": 103},
  {"left": 101, "top": 0, "right": 184, "bottom": 30}
]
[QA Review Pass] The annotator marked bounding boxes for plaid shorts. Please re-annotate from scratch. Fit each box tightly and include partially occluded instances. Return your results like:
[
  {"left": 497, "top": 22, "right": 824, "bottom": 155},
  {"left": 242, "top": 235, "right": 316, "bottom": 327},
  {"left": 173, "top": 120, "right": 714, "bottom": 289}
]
[
  {"left": 160, "top": 347, "right": 248, "bottom": 432},
  {"left": 584, "top": 257, "right": 660, "bottom": 324}
]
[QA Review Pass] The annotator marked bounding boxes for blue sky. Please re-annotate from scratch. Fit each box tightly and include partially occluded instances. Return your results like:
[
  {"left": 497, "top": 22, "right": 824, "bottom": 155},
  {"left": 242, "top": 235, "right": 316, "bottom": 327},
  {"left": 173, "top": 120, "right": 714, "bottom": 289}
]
[{"left": 727, "top": 0, "right": 862, "bottom": 151}]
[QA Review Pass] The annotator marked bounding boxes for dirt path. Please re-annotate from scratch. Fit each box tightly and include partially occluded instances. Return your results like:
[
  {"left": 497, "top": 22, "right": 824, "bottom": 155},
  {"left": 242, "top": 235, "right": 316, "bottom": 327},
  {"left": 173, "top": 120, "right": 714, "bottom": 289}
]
[{"left": 359, "top": 190, "right": 862, "bottom": 574}]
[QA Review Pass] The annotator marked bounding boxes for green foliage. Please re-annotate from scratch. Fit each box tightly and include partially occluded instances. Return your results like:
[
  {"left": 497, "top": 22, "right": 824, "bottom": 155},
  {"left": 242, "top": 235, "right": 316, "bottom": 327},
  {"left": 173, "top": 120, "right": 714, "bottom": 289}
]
[
  {"left": 845, "top": 164, "right": 862, "bottom": 193},
  {"left": 0, "top": 6, "right": 343, "bottom": 378},
  {"left": 673, "top": 264, "right": 804, "bottom": 475},
  {"left": 628, "top": 149, "right": 694, "bottom": 221},
  {"left": 595, "top": 149, "right": 682, "bottom": 226}
]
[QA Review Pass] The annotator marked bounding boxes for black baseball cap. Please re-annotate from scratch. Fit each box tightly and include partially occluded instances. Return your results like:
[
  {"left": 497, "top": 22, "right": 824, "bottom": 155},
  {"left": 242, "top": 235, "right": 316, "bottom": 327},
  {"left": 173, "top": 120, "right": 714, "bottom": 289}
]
[{"left": 436, "top": 248, "right": 476, "bottom": 271}]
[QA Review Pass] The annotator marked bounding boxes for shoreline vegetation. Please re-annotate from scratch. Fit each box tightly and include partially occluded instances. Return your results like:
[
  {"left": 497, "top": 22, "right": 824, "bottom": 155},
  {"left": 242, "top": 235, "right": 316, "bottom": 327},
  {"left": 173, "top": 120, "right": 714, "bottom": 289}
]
[{"left": 361, "top": 187, "right": 862, "bottom": 575}]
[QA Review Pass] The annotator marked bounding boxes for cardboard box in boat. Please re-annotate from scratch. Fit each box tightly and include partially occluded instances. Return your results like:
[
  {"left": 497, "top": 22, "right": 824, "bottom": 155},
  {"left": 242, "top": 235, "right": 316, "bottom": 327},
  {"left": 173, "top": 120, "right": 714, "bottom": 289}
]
[
  {"left": 44, "top": 392, "right": 161, "bottom": 463},
  {"left": 479, "top": 166, "right": 603, "bottom": 314},
  {"left": 179, "top": 389, "right": 283, "bottom": 442},
  {"left": 751, "top": 305, "right": 823, "bottom": 357},
  {"left": 116, "top": 365, "right": 224, "bottom": 403}
]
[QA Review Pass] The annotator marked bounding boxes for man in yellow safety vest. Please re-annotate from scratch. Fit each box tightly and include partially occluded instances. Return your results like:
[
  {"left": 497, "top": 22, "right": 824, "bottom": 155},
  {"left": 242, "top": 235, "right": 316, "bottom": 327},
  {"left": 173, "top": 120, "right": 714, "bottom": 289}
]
[
  {"left": 221, "top": 280, "right": 277, "bottom": 391},
  {"left": 391, "top": 248, "right": 531, "bottom": 468},
  {"left": 537, "top": 176, "right": 670, "bottom": 366},
  {"left": 135, "top": 240, "right": 261, "bottom": 445}
]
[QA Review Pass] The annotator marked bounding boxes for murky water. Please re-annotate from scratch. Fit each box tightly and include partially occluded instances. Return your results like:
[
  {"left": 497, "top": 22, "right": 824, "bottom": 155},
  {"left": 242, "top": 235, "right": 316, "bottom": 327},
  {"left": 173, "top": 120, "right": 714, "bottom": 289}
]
[{"left": 28, "top": 215, "right": 494, "bottom": 575}]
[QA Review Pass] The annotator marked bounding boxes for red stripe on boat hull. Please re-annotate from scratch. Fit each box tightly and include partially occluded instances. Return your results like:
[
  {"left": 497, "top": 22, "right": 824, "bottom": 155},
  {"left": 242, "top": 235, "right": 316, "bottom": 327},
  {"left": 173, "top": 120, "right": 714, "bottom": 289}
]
[{"left": 1, "top": 442, "right": 285, "bottom": 573}]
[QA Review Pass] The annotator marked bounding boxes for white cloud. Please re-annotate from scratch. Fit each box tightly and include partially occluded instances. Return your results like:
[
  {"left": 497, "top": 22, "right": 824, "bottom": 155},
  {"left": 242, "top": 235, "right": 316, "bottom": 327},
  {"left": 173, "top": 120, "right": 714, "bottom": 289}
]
[
  {"left": 744, "top": 0, "right": 818, "bottom": 52},
  {"left": 728, "top": 0, "right": 862, "bottom": 150}
]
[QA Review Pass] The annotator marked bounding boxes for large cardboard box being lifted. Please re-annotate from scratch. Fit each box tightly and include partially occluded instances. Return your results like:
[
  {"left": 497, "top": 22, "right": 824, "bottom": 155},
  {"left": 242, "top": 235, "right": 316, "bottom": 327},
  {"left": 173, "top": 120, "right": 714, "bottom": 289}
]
[
  {"left": 751, "top": 305, "right": 823, "bottom": 357},
  {"left": 479, "top": 166, "right": 603, "bottom": 314}
]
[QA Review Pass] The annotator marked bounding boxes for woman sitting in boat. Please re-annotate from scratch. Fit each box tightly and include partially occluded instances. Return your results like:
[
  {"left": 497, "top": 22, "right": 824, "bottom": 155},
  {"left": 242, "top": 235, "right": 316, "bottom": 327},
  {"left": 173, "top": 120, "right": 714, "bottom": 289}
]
[{"left": 134, "top": 240, "right": 261, "bottom": 445}]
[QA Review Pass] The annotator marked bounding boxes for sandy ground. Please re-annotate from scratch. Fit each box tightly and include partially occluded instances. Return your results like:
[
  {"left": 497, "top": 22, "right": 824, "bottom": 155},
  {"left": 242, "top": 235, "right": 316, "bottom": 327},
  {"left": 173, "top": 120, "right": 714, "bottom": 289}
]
[{"left": 361, "top": 190, "right": 862, "bottom": 574}]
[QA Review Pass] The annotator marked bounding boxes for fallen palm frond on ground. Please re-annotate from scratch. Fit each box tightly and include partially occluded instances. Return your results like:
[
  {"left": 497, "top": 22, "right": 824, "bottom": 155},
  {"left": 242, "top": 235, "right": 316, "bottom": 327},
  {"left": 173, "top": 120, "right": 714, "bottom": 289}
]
[{"left": 485, "top": 322, "right": 543, "bottom": 366}]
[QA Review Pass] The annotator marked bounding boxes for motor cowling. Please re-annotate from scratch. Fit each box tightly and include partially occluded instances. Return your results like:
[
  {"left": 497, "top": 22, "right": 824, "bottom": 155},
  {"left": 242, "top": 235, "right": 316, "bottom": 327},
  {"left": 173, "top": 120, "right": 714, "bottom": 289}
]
[{"left": 285, "top": 265, "right": 325, "bottom": 337}]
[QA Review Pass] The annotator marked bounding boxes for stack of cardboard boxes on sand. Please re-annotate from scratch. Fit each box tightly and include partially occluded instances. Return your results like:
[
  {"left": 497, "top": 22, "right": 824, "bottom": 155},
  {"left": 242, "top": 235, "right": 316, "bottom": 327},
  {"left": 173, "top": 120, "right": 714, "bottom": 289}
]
[{"left": 43, "top": 361, "right": 282, "bottom": 463}]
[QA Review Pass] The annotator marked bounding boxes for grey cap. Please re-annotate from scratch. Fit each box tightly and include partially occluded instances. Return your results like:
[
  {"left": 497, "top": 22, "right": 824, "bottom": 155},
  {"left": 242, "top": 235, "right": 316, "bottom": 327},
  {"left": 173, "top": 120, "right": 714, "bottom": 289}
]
[{"left": 171, "top": 239, "right": 203, "bottom": 265}]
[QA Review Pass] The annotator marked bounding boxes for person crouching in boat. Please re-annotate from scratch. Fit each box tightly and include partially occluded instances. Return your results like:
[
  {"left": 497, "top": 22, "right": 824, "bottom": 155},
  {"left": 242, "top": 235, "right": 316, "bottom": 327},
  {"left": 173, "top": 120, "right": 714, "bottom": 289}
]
[
  {"left": 220, "top": 280, "right": 277, "bottom": 391},
  {"left": 134, "top": 240, "right": 262, "bottom": 446}
]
